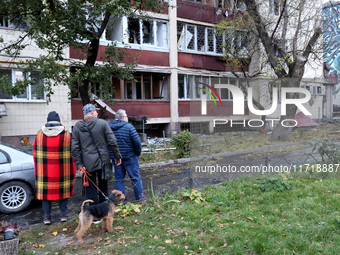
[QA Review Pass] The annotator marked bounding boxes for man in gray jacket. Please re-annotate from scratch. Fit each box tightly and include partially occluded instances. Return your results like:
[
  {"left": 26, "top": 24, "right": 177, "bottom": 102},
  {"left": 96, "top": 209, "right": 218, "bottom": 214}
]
[{"left": 72, "top": 104, "right": 121, "bottom": 206}]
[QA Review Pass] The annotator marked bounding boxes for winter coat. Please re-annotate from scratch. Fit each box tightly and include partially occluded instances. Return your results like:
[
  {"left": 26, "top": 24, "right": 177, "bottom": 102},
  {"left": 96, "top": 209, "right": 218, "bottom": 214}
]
[
  {"left": 108, "top": 120, "right": 141, "bottom": 160},
  {"left": 71, "top": 118, "right": 121, "bottom": 172},
  {"left": 33, "top": 123, "right": 76, "bottom": 200}
]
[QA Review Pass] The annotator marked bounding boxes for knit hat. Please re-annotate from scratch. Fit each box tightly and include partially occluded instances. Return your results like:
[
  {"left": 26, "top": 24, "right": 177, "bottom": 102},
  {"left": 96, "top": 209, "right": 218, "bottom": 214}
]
[
  {"left": 47, "top": 111, "right": 61, "bottom": 122},
  {"left": 82, "top": 103, "right": 100, "bottom": 115}
]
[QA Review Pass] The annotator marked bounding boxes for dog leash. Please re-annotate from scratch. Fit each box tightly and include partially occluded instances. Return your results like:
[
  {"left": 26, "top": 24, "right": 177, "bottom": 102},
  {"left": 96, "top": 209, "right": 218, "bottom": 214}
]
[{"left": 78, "top": 167, "right": 109, "bottom": 200}]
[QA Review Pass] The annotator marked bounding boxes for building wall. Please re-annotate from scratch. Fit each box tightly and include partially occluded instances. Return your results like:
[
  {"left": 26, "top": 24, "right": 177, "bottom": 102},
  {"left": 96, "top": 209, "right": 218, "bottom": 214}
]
[
  {"left": 0, "top": 27, "right": 71, "bottom": 147},
  {"left": 0, "top": 85, "right": 72, "bottom": 147}
]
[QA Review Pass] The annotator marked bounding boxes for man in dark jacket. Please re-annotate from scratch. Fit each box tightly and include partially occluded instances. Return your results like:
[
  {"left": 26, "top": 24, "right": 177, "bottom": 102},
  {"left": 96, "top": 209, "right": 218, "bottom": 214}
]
[
  {"left": 72, "top": 104, "right": 122, "bottom": 205},
  {"left": 109, "top": 109, "right": 144, "bottom": 202}
]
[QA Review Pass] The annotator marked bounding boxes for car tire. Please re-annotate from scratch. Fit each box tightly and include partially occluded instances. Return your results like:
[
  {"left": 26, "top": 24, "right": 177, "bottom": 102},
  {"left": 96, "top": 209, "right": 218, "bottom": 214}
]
[{"left": 0, "top": 181, "right": 33, "bottom": 214}]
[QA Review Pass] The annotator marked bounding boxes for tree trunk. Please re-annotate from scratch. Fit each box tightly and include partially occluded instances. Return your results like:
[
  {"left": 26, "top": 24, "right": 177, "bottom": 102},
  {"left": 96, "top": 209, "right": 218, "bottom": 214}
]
[
  {"left": 79, "top": 38, "right": 100, "bottom": 106},
  {"left": 271, "top": 103, "right": 297, "bottom": 141},
  {"left": 79, "top": 79, "right": 91, "bottom": 105}
]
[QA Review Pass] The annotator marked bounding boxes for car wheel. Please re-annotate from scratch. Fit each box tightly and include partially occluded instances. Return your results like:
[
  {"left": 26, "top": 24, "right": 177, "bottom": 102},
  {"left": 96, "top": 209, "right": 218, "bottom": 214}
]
[{"left": 0, "top": 181, "right": 33, "bottom": 214}]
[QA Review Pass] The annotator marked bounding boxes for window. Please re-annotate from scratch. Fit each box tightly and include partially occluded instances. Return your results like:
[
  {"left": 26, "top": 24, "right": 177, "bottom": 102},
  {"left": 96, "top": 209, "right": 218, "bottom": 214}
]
[
  {"left": 0, "top": 16, "right": 9, "bottom": 27},
  {"left": 269, "top": 0, "right": 282, "bottom": 15},
  {"left": 105, "top": 16, "right": 123, "bottom": 42},
  {"left": 0, "top": 151, "right": 9, "bottom": 164},
  {"left": 177, "top": 22, "right": 225, "bottom": 55},
  {"left": 0, "top": 69, "right": 45, "bottom": 101},
  {"left": 178, "top": 74, "right": 242, "bottom": 100},
  {"left": 0, "top": 15, "right": 27, "bottom": 29},
  {"left": 122, "top": 73, "right": 169, "bottom": 100},
  {"left": 104, "top": 16, "right": 169, "bottom": 49}
]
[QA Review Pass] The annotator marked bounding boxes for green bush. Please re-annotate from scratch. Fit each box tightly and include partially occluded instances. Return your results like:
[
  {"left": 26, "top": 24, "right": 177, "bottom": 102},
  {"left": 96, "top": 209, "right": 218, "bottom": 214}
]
[
  {"left": 170, "top": 130, "right": 199, "bottom": 158},
  {"left": 257, "top": 178, "right": 291, "bottom": 192}
]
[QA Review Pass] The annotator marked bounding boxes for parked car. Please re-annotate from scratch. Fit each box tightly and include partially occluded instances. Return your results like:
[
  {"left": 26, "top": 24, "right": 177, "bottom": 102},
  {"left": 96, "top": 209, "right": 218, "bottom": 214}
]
[{"left": 0, "top": 144, "right": 35, "bottom": 214}]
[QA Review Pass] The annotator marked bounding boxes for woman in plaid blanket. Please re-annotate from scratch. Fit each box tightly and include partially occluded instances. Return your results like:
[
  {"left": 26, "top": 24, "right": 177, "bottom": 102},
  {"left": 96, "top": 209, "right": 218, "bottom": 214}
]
[{"left": 33, "top": 111, "right": 76, "bottom": 225}]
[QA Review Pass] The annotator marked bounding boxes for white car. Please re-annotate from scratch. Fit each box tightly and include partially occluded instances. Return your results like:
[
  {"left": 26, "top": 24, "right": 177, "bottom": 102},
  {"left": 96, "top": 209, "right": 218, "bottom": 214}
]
[{"left": 0, "top": 144, "right": 35, "bottom": 214}]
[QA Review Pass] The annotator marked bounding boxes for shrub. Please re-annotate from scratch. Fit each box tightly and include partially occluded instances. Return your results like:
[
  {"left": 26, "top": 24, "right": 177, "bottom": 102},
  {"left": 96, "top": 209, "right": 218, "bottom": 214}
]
[
  {"left": 170, "top": 130, "right": 199, "bottom": 158},
  {"left": 257, "top": 178, "right": 291, "bottom": 192}
]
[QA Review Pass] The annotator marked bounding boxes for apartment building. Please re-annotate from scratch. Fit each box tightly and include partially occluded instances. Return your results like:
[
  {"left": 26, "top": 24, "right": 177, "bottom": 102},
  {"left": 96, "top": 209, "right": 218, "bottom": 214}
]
[
  {"left": 0, "top": 18, "right": 72, "bottom": 147},
  {"left": 0, "top": 0, "right": 331, "bottom": 146}
]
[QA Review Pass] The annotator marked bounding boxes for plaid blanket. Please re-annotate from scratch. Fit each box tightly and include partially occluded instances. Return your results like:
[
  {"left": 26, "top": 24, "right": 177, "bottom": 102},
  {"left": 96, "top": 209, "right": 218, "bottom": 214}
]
[{"left": 33, "top": 129, "right": 76, "bottom": 200}]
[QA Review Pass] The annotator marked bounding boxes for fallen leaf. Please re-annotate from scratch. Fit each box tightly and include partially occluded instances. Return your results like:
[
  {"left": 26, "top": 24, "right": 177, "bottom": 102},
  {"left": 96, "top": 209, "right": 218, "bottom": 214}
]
[
  {"left": 52, "top": 231, "right": 58, "bottom": 236},
  {"left": 204, "top": 205, "right": 210, "bottom": 208},
  {"left": 158, "top": 246, "right": 165, "bottom": 250},
  {"left": 154, "top": 235, "right": 159, "bottom": 240},
  {"left": 165, "top": 239, "right": 173, "bottom": 244},
  {"left": 62, "top": 228, "right": 68, "bottom": 232},
  {"left": 134, "top": 220, "right": 142, "bottom": 225},
  {"left": 282, "top": 211, "right": 286, "bottom": 216},
  {"left": 39, "top": 244, "right": 45, "bottom": 248},
  {"left": 219, "top": 242, "right": 228, "bottom": 249},
  {"left": 114, "top": 226, "right": 124, "bottom": 230}
]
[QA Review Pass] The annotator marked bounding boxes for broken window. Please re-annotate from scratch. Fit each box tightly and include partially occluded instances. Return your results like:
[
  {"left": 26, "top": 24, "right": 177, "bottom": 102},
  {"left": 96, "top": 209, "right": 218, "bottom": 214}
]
[
  {"left": 178, "top": 74, "right": 243, "bottom": 100},
  {"left": 177, "top": 22, "right": 185, "bottom": 50},
  {"left": 142, "top": 20, "right": 154, "bottom": 45},
  {"left": 122, "top": 73, "right": 169, "bottom": 100},
  {"left": 178, "top": 74, "right": 185, "bottom": 99},
  {"left": 104, "top": 16, "right": 168, "bottom": 49},
  {"left": 128, "top": 18, "right": 140, "bottom": 44},
  {"left": 220, "top": 77, "right": 229, "bottom": 99},
  {"left": 143, "top": 74, "right": 151, "bottom": 99},
  {"left": 156, "top": 21, "right": 168, "bottom": 48},
  {"left": 106, "top": 16, "right": 123, "bottom": 42},
  {"left": 187, "top": 25, "right": 195, "bottom": 50},
  {"left": 112, "top": 77, "right": 121, "bottom": 99},
  {"left": 177, "top": 22, "right": 226, "bottom": 55}
]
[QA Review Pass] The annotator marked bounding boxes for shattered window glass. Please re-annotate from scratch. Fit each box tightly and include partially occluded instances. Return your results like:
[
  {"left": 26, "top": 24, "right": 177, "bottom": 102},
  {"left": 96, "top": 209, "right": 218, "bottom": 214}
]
[
  {"left": 106, "top": 16, "right": 123, "bottom": 42},
  {"left": 128, "top": 18, "right": 140, "bottom": 44},
  {"left": 142, "top": 20, "right": 154, "bottom": 45}
]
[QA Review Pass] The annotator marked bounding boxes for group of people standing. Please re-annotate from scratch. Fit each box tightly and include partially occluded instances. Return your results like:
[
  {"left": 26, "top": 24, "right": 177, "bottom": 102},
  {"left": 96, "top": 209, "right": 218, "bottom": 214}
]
[{"left": 33, "top": 104, "right": 144, "bottom": 225}]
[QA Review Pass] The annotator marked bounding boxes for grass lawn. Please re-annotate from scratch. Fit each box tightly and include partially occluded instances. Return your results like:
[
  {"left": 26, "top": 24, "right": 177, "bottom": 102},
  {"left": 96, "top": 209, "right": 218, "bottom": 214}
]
[
  {"left": 139, "top": 124, "right": 340, "bottom": 164},
  {"left": 19, "top": 175, "right": 340, "bottom": 254}
]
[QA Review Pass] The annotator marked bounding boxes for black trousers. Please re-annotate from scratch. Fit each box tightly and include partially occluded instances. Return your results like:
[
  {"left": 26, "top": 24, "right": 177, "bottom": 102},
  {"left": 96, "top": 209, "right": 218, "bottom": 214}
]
[{"left": 82, "top": 169, "right": 108, "bottom": 205}]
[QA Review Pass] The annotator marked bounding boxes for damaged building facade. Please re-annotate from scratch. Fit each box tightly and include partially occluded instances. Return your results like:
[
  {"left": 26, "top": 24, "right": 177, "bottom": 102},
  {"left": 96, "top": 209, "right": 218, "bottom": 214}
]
[
  {"left": 0, "top": 0, "right": 333, "bottom": 146},
  {"left": 69, "top": 0, "right": 253, "bottom": 136}
]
